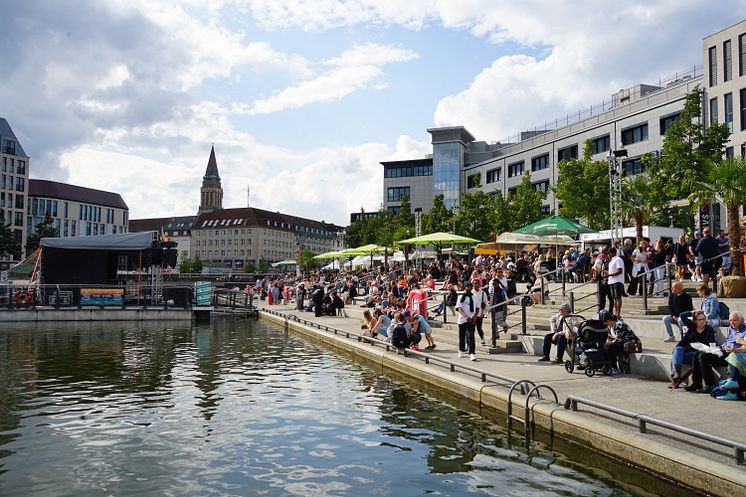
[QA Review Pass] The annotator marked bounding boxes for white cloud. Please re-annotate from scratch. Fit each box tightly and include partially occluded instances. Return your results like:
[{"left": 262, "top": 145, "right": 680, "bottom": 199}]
[{"left": 246, "top": 43, "right": 418, "bottom": 114}]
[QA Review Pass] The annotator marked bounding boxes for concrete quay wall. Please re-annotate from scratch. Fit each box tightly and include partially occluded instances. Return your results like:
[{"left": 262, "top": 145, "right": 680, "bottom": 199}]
[
  {"left": 0, "top": 308, "right": 191, "bottom": 322},
  {"left": 260, "top": 309, "right": 745, "bottom": 497}
]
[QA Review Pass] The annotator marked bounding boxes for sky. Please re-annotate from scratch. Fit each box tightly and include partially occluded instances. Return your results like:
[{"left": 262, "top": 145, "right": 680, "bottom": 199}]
[{"left": 3, "top": 1, "right": 745, "bottom": 226}]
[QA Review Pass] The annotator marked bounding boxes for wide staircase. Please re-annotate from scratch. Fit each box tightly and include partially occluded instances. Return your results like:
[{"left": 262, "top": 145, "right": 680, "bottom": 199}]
[{"left": 345, "top": 278, "right": 744, "bottom": 382}]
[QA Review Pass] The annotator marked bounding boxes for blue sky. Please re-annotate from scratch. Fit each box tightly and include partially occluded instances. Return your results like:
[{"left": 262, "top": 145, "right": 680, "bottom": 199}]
[{"left": 2, "top": 1, "right": 745, "bottom": 225}]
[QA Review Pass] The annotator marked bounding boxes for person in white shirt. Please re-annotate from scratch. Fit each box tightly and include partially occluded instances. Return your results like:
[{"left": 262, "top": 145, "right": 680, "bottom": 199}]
[
  {"left": 605, "top": 247, "right": 625, "bottom": 317},
  {"left": 457, "top": 281, "right": 478, "bottom": 361},
  {"left": 472, "top": 279, "right": 488, "bottom": 346}
]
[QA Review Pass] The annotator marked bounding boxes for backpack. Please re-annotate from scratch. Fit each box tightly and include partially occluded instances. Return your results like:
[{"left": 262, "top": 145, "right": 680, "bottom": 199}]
[
  {"left": 718, "top": 301, "right": 730, "bottom": 321},
  {"left": 391, "top": 325, "right": 409, "bottom": 349}
]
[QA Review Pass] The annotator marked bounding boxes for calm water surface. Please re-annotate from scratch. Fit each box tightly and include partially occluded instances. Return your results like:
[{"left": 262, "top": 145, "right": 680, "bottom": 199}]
[{"left": 0, "top": 319, "right": 678, "bottom": 496}]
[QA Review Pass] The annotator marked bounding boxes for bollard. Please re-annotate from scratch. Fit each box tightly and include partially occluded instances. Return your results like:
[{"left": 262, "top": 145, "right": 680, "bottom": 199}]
[
  {"left": 642, "top": 275, "right": 648, "bottom": 311},
  {"left": 569, "top": 291, "right": 575, "bottom": 313},
  {"left": 442, "top": 294, "right": 448, "bottom": 325}
]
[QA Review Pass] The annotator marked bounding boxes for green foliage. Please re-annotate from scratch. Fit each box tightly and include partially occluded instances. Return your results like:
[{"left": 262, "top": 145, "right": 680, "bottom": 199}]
[
  {"left": 658, "top": 86, "right": 730, "bottom": 201},
  {"left": 178, "top": 258, "right": 193, "bottom": 273},
  {"left": 421, "top": 194, "right": 452, "bottom": 233},
  {"left": 0, "top": 213, "right": 21, "bottom": 260},
  {"left": 492, "top": 191, "right": 512, "bottom": 235},
  {"left": 509, "top": 173, "right": 546, "bottom": 229},
  {"left": 454, "top": 190, "right": 496, "bottom": 241},
  {"left": 297, "top": 248, "right": 318, "bottom": 273},
  {"left": 243, "top": 262, "right": 256, "bottom": 273},
  {"left": 397, "top": 194, "right": 414, "bottom": 228},
  {"left": 192, "top": 255, "right": 204, "bottom": 273},
  {"left": 619, "top": 168, "right": 664, "bottom": 242},
  {"left": 25, "top": 212, "right": 59, "bottom": 254},
  {"left": 553, "top": 140, "right": 610, "bottom": 230},
  {"left": 258, "top": 258, "right": 269, "bottom": 273},
  {"left": 690, "top": 156, "right": 746, "bottom": 275}
]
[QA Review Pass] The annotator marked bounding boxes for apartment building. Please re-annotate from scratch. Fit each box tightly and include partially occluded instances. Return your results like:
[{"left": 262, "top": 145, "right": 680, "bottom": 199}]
[{"left": 0, "top": 118, "right": 29, "bottom": 263}]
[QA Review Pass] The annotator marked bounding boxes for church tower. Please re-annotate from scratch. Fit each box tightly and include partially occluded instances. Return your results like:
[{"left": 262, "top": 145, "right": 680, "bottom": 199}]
[{"left": 198, "top": 145, "right": 223, "bottom": 214}]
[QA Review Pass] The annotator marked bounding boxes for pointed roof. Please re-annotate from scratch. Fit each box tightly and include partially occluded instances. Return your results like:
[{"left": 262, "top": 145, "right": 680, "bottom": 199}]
[{"left": 203, "top": 145, "right": 220, "bottom": 181}]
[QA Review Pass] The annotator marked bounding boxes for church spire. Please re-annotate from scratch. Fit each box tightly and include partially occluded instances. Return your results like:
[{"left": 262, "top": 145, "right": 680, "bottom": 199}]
[
  {"left": 203, "top": 143, "right": 220, "bottom": 181},
  {"left": 198, "top": 144, "right": 223, "bottom": 214}
]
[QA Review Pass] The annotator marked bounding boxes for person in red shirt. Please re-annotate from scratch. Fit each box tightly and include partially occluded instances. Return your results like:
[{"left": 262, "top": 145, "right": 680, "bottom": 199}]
[{"left": 407, "top": 282, "right": 428, "bottom": 317}]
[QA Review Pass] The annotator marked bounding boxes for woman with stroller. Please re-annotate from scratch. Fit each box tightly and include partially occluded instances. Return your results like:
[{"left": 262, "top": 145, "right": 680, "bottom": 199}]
[
  {"left": 670, "top": 310, "right": 717, "bottom": 389},
  {"left": 599, "top": 310, "right": 640, "bottom": 374}
]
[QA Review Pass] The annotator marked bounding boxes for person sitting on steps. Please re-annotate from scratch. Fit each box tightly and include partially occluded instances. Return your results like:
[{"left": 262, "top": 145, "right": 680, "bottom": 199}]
[{"left": 538, "top": 303, "right": 578, "bottom": 364}]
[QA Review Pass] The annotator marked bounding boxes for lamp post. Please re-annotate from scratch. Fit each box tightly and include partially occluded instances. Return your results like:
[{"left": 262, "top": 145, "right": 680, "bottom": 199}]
[{"left": 608, "top": 148, "right": 627, "bottom": 245}]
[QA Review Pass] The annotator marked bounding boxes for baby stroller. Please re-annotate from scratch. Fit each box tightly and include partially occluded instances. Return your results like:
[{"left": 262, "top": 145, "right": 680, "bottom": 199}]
[{"left": 564, "top": 316, "right": 614, "bottom": 377}]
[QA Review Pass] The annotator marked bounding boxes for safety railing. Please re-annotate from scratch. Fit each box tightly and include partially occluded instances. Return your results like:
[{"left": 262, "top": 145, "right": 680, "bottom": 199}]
[{"left": 564, "top": 395, "right": 746, "bottom": 464}]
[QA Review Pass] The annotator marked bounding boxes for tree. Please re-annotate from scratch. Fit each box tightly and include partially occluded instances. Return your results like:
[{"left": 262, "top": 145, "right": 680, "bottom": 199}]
[
  {"left": 690, "top": 156, "right": 746, "bottom": 276},
  {"left": 455, "top": 190, "right": 495, "bottom": 240},
  {"left": 179, "top": 258, "right": 193, "bottom": 273},
  {"left": 192, "top": 255, "right": 204, "bottom": 273},
  {"left": 509, "top": 173, "right": 545, "bottom": 229},
  {"left": 421, "top": 194, "right": 452, "bottom": 233},
  {"left": 491, "top": 191, "right": 512, "bottom": 235},
  {"left": 297, "top": 248, "right": 318, "bottom": 274},
  {"left": 258, "top": 258, "right": 269, "bottom": 273},
  {"left": 396, "top": 194, "right": 415, "bottom": 228},
  {"left": 619, "top": 172, "right": 661, "bottom": 243},
  {"left": 657, "top": 86, "right": 730, "bottom": 202},
  {"left": 0, "top": 214, "right": 21, "bottom": 260},
  {"left": 25, "top": 212, "right": 59, "bottom": 254},
  {"left": 553, "top": 140, "right": 610, "bottom": 230}
]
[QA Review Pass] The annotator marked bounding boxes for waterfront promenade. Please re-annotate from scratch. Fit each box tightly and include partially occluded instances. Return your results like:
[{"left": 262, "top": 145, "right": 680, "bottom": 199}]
[{"left": 256, "top": 298, "right": 746, "bottom": 497}]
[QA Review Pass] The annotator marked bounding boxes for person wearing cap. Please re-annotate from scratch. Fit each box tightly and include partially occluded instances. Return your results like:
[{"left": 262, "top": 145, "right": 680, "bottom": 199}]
[
  {"left": 456, "top": 281, "right": 478, "bottom": 361},
  {"left": 538, "top": 303, "right": 578, "bottom": 363},
  {"left": 599, "top": 310, "right": 639, "bottom": 374}
]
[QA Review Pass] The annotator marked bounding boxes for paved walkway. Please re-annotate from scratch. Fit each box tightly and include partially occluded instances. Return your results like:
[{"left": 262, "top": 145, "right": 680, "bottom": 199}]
[{"left": 256, "top": 299, "right": 746, "bottom": 472}]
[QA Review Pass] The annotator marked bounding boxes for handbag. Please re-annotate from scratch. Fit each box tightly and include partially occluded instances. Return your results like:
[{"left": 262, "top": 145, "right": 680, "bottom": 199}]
[{"left": 624, "top": 338, "right": 643, "bottom": 353}]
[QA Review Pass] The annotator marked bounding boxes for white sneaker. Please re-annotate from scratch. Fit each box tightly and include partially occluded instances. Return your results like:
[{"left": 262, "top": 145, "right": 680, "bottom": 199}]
[
  {"left": 480, "top": 340, "right": 486, "bottom": 346},
  {"left": 663, "top": 336, "right": 676, "bottom": 342},
  {"left": 458, "top": 351, "right": 465, "bottom": 358},
  {"left": 470, "top": 354, "right": 477, "bottom": 361}
]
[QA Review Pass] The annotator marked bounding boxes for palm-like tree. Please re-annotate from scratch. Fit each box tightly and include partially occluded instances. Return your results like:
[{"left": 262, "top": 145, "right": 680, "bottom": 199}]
[
  {"left": 690, "top": 156, "right": 746, "bottom": 276},
  {"left": 619, "top": 174, "right": 660, "bottom": 244}
]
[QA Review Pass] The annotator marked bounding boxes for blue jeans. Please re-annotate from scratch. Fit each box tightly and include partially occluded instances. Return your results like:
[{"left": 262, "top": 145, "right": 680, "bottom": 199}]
[
  {"left": 671, "top": 346, "right": 695, "bottom": 367},
  {"left": 543, "top": 333, "right": 567, "bottom": 360},
  {"left": 662, "top": 315, "right": 683, "bottom": 339}
]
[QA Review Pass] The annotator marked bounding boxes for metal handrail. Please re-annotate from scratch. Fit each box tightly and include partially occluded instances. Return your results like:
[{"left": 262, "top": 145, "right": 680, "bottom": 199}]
[{"left": 564, "top": 395, "right": 746, "bottom": 464}]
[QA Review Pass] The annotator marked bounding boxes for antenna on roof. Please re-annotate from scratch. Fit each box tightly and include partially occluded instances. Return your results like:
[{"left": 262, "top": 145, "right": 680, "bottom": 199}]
[{"left": 247, "top": 185, "right": 250, "bottom": 208}]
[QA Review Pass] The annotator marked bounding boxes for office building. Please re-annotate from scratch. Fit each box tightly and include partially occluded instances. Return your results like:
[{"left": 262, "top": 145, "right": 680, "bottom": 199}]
[
  {"left": 382, "top": 20, "right": 746, "bottom": 231},
  {"left": 0, "top": 118, "right": 29, "bottom": 264}
]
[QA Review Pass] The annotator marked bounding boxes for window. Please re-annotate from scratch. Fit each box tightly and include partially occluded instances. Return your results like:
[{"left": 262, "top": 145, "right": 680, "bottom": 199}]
[
  {"left": 725, "top": 92, "right": 733, "bottom": 132},
  {"left": 741, "top": 89, "right": 746, "bottom": 131},
  {"left": 64, "top": 202, "right": 68, "bottom": 218},
  {"left": 622, "top": 157, "right": 644, "bottom": 176},
  {"left": 621, "top": 123, "right": 648, "bottom": 145},
  {"left": 532, "top": 180, "right": 550, "bottom": 194},
  {"left": 507, "top": 161, "right": 523, "bottom": 178},
  {"left": 660, "top": 113, "right": 681, "bottom": 135},
  {"left": 540, "top": 205, "right": 551, "bottom": 215},
  {"left": 531, "top": 154, "right": 549, "bottom": 171},
  {"left": 724, "top": 40, "right": 732, "bottom": 82},
  {"left": 386, "top": 186, "right": 410, "bottom": 202},
  {"left": 591, "top": 135, "right": 610, "bottom": 154},
  {"left": 15, "top": 177, "right": 24, "bottom": 192},
  {"left": 14, "top": 212, "right": 22, "bottom": 227},
  {"left": 709, "top": 45, "right": 717, "bottom": 86},
  {"left": 467, "top": 172, "right": 481, "bottom": 189},
  {"left": 726, "top": 146, "right": 734, "bottom": 159},
  {"left": 486, "top": 167, "right": 501, "bottom": 184},
  {"left": 740, "top": 34, "right": 746, "bottom": 77},
  {"left": 710, "top": 97, "right": 718, "bottom": 125},
  {"left": 557, "top": 145, "right": 577, "bottom": 162},
  {"left": 384, "top": 164, "right": 433, "bottom": 178},
  {"left": 1, "top": 157, "right": 5, "bottom": 172},
  {"left": 507, "top": 187, "right": 517, "bottom": 197},
  {"left": 16, "top": 161, "right": 25, "bottom": 175},
  {"left": 15, "top": 194, "right": 23, "bottom": 209}
]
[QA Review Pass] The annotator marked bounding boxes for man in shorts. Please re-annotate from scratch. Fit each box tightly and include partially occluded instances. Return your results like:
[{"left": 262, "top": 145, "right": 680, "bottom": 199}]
[{"left": 605, "top": 247, "right": 625, "bottom": 317}]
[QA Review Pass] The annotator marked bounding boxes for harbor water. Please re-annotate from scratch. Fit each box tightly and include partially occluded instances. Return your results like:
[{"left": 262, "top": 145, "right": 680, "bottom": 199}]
[{"left": 0, "top": 319, "right": 691, "bottom": 496}]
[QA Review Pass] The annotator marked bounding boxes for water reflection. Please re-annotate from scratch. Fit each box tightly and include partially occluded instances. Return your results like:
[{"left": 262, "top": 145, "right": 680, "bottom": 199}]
[{"left": 0, "top": 319, "right": 684, "bottom": 496}]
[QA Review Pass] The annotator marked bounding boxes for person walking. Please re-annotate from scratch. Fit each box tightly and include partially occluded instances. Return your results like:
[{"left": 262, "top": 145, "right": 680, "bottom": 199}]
[{"left": 456, "top": 281, "right": 478, "bottom": 361}]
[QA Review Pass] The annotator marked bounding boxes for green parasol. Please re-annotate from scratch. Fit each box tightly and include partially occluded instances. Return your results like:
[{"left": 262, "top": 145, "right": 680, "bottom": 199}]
[
  {"left": 396, "top": 232, "right": 481, "bottom": 245},
  {"left": 514, "top": 215, "right": 594, "bottom": 236}
]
